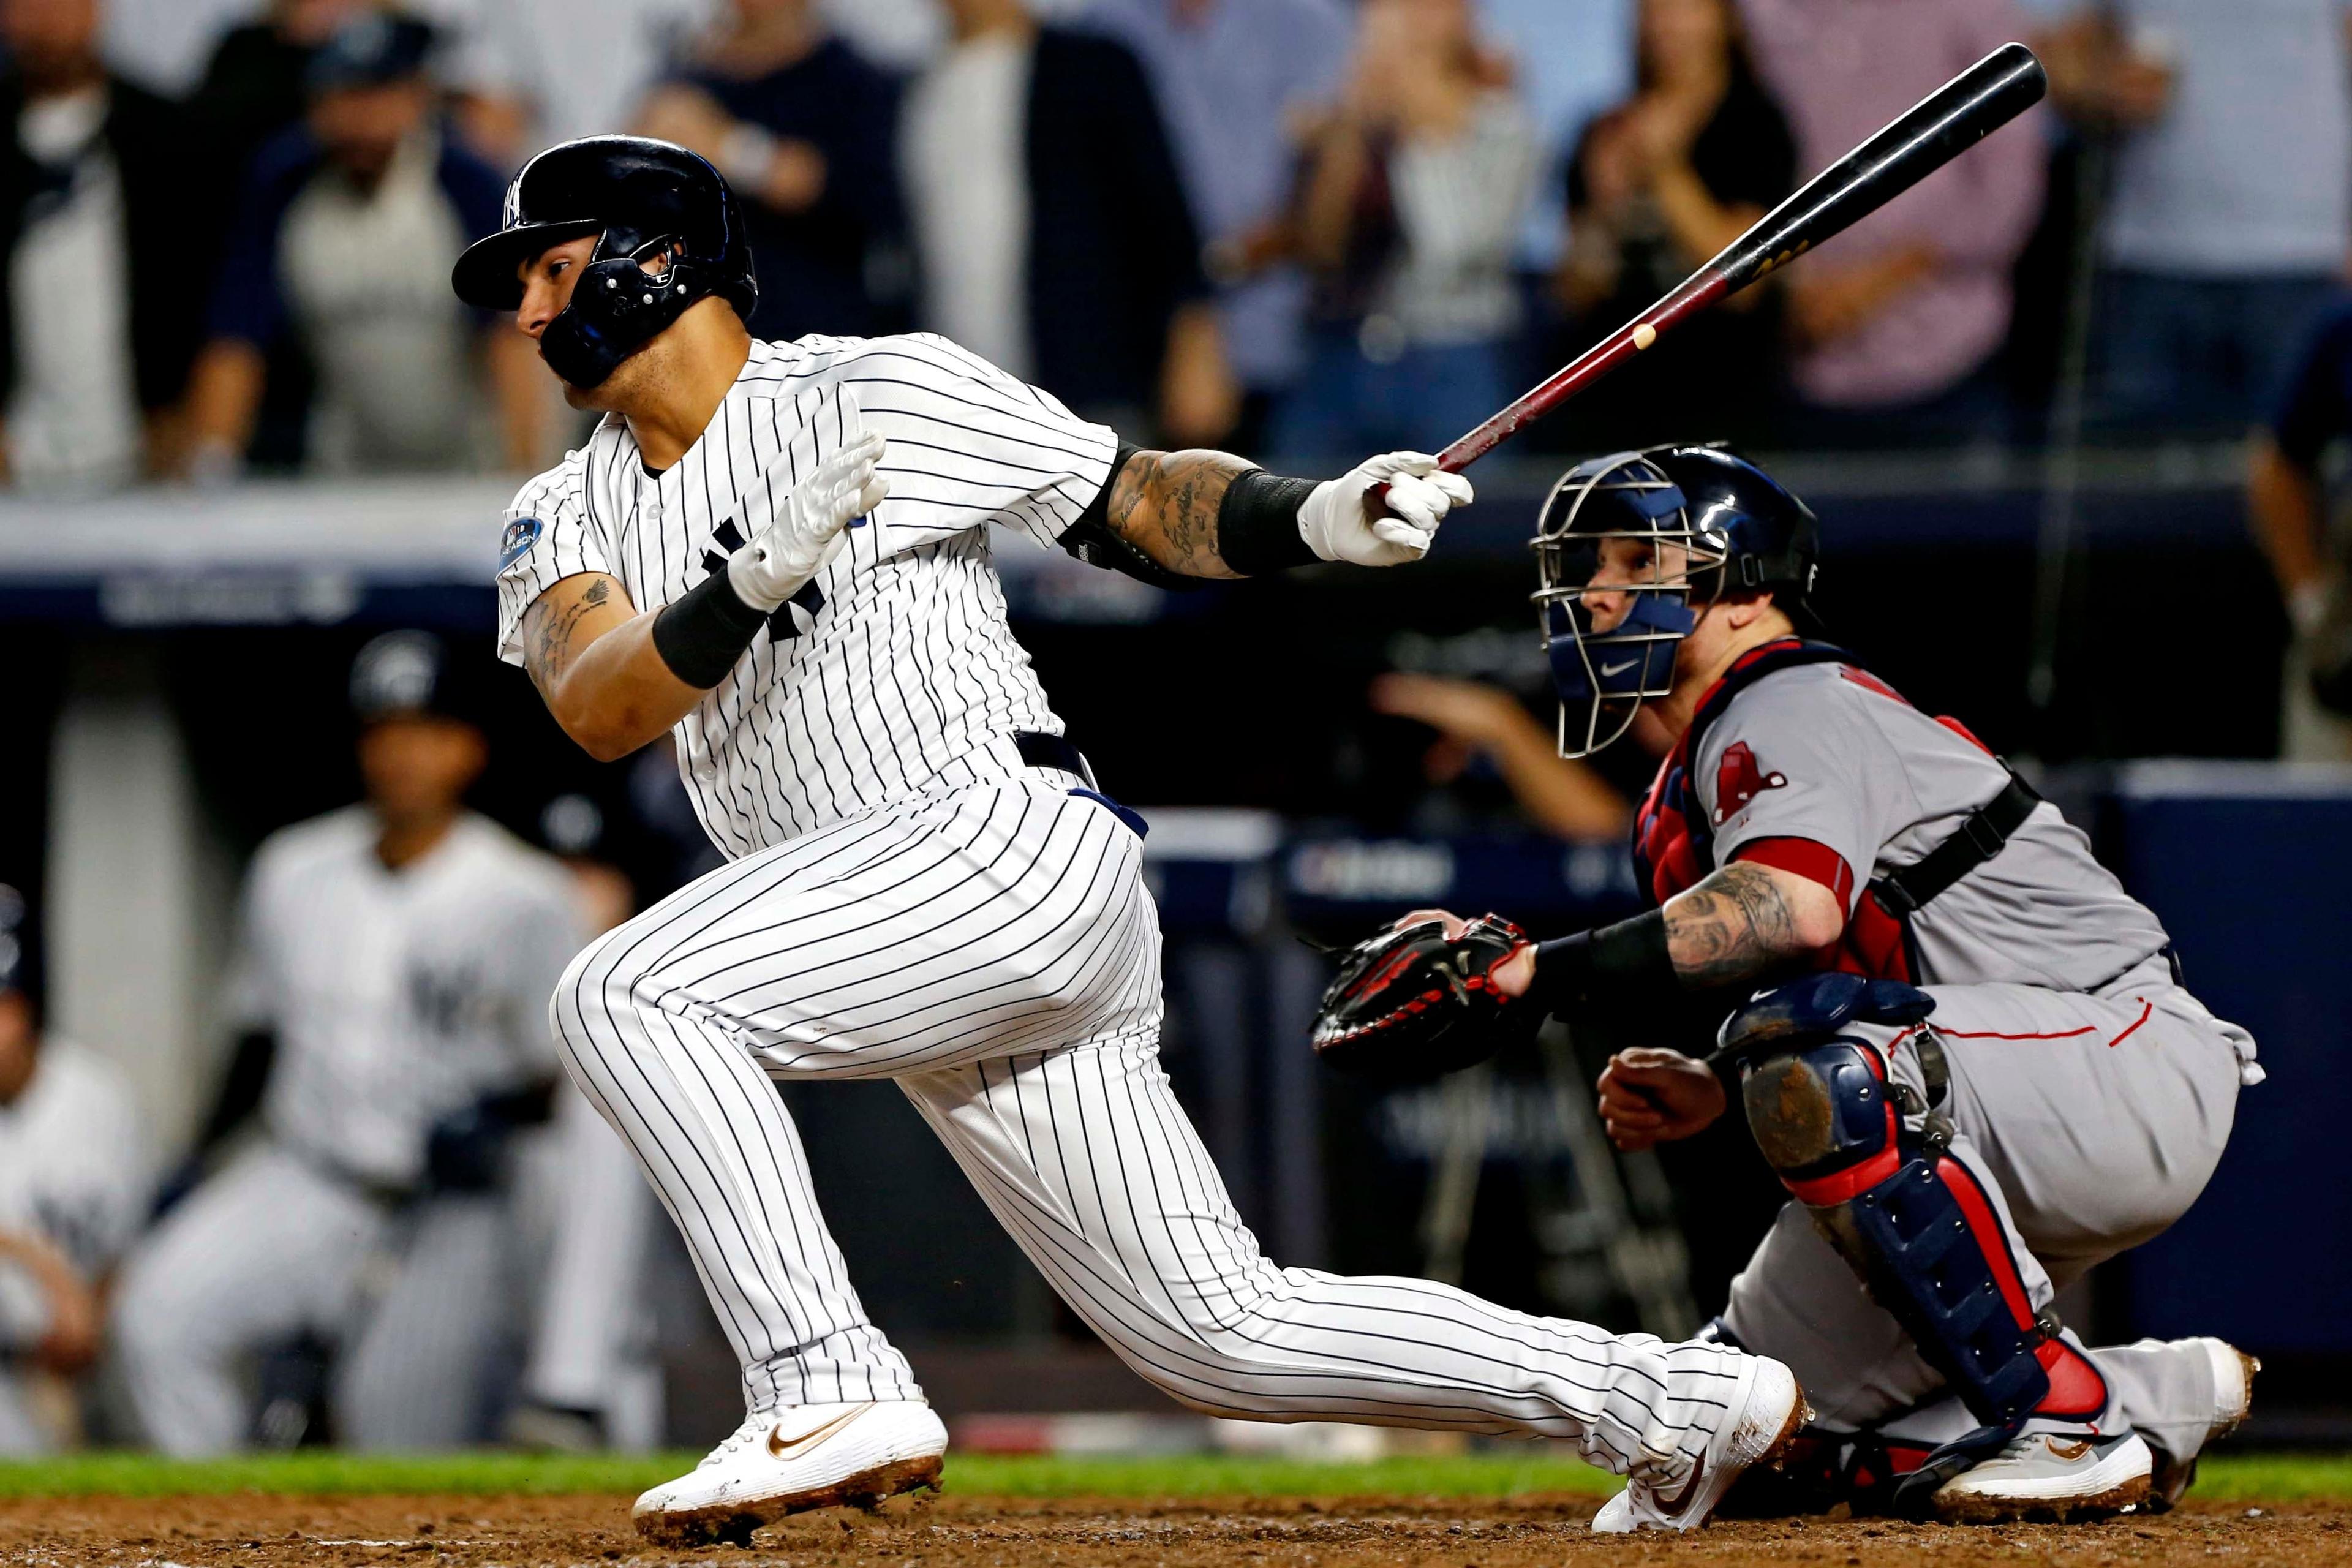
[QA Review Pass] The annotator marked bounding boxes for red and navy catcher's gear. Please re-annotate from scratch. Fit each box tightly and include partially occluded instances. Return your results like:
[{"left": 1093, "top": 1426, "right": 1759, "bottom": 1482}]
[
  {"left": 1532, "top": 444, "right": 1821, "bottom": 758},
  {"left": 1718, "top": 972, "right": 2110, "bottom": 1517},
  {"left": 1631, "top": 638, "right": 2041, "bottom": 983},
  {"left": 451, "top": 136, "right": 758, "bottom": 390}
]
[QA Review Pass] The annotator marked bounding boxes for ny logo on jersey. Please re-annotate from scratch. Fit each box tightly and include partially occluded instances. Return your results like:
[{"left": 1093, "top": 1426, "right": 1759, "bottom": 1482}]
[
  {"left": 409, "top": 962, "right": 486, "bottom": 1039},
  {"left": 705, "top": 519, "right": 825, "bottom": 639}
]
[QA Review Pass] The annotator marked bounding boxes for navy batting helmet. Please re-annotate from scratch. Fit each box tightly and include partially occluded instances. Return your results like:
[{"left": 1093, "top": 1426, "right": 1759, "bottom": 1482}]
[
  {"left": 451, "top": 135, "right": 757, "bottom": 390},
  {"left": 1532, "top": 444, "right": 1821, "bottom": 756}
]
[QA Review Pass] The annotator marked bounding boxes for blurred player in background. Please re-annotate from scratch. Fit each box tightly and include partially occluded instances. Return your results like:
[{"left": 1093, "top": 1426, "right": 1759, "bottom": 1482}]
[
  {"left": 0, "top": 885, "right": 151, "bottom": 1452},
  {"left": 111, "top": 631, "right": 586, "bottom": 1453}
]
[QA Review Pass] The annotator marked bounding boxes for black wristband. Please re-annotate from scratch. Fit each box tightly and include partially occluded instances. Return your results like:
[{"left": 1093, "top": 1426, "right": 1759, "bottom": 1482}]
[
  {"left": 1215, "top": 467, "right": 1321, "bottom": 576},
  {"left": 652, "top": 567, "right": 770, "bottom": 689},
  {"left": 1525, "top": 908, "right": 1677, "bottom": 1024}
]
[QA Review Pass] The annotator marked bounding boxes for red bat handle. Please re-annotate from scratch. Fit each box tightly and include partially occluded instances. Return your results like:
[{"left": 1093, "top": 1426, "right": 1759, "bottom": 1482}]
[
  {"left": 1433, "top": 271, "right": 1732, "bottom": 473},
  {"left": 1365, "top": 270, "right": 1730, "bottom": 504}
]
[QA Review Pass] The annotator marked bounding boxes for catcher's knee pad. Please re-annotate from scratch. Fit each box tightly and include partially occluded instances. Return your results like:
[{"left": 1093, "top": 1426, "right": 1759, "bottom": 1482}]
[{"left": 1728, "top": 977, "right": 2105, "bottom": 1434}]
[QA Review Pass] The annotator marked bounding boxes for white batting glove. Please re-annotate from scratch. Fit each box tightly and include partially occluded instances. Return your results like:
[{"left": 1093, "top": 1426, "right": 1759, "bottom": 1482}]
[
  {"left": 1297, "top": 451, "right": 1475, "bottom": 567},
  {"left": 726, "top": 428, "right": 889, "bottom": 612}
]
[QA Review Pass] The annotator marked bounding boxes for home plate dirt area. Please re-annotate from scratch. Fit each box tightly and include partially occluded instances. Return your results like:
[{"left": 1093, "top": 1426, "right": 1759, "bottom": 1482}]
[{"left": 4, "top": 1490, "right": 2348, "bottom": 1568}]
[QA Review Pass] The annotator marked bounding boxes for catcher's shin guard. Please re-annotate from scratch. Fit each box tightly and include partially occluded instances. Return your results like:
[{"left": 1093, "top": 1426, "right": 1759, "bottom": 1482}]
[{"left": 1724, "top": 977, "right": 2106, "bottom": 1513}]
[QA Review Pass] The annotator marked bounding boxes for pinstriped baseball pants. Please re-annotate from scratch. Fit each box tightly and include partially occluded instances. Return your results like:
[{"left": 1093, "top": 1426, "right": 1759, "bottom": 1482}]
[{"left": 552, "top": 771, "right": 1746, "bottom": 1479}]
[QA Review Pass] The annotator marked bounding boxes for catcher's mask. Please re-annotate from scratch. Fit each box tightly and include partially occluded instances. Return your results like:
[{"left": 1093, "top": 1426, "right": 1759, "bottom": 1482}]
[{"left": 1532, "top": 444, "right": 1820, "bottom": 757}]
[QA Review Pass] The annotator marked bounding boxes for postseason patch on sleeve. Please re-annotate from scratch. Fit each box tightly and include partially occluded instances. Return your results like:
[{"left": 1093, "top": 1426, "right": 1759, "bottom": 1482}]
[{"left": 498, "top": 516, "right": 543, "bottom": 571}]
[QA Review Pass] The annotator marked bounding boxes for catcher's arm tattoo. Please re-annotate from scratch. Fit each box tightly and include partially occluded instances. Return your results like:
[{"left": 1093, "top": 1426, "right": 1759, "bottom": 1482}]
[
  {"left": 1102, "top": 448, "right": 1253, "bottom": 579},
  {"left": 1661, "top": 862, "right": 1847, "bottom": 987}
]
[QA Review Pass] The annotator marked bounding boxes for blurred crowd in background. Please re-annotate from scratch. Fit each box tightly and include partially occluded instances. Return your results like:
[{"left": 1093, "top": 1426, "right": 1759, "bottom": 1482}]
[
  {"left": 4, "top": 0, "right": 2352, "bottom": 1460},
  {"left": 3, "top": 0, "right": 2351, "bottom": 475},
  {"left": 0, "top": 0, "right": 2345, "bottom": 715}
]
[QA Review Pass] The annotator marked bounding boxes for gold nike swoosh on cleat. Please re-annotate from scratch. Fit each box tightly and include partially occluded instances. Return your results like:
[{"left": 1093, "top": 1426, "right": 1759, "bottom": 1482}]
[
  {"left": 2046, "top": 1438, "right": 2094, "bottom": 1462},
  {"left": 766, "top": 1404, "right": 872, "bottom": 1462}
]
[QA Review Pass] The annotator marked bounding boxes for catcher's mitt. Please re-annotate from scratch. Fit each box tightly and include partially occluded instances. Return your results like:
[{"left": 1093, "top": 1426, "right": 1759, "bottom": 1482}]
[{"left": 1311, "top": 914, "right": 1539, "bottom": 1078}]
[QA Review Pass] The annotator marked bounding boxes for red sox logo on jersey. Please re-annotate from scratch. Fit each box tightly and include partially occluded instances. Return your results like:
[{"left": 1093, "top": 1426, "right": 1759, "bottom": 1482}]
[{"left": 1713, "top": 741, "right": 1788, "bottom": 824}]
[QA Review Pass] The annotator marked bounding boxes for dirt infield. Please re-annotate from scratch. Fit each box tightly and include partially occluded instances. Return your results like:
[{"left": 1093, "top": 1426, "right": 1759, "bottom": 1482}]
[{"left": 3, "top": 1490, "right": 2345, "bottom": 1568}]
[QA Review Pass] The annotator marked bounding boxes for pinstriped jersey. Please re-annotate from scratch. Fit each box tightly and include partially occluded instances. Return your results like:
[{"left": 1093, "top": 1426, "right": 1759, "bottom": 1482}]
[
  {"left": 232, "top": 809, "right": 585, "bottom": 1188},
  {"left": 495, "top": 333, "right": 1121, "bottom": 859}
]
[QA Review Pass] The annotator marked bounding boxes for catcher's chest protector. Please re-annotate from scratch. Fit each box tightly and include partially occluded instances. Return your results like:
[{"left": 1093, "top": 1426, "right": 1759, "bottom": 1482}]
[{"left": 1631, "top": 640, "right": 1997, "bottom": 983}]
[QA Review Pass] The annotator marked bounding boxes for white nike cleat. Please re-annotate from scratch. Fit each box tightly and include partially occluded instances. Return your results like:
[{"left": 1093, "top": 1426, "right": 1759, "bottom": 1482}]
[
  {"left": 1931, "top": 1430, "right": 2151, "bottom": 1523},
  {"left": 631, "top": 1399, "right": 947, "bottom": 1545},
  {"left": 1591, "top": 1353, "right": 1810, "bottom": 1533},
  {"left": 2147, "top": 1337, "right": 2260, "bottom": 1512}
]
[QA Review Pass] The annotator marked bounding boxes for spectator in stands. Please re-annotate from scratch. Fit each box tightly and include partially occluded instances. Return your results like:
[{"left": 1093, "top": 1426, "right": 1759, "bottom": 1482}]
[
  {"left": 1552, "top": 0, "right": 1795, "bottom": 448},
  {"left": 902, "top": 0, "right": 1234, "bottom": 443},
  {"left": 0, "top": 887, "right": 153, "bottom": 1453},
  {"left": 1370, "top": 673, "right": 1632, "bottom": 842},
  {"left": 2033, "top": 2, "right": 2352, "bottom": 434},
  {"left": 428, "top": 0, "right": 710, "bottom": 168},
  {"left": 0, "top": 0, "right": 213, "bottom": 490},
  {"left": 179, "top": 15, "right": 543, "bottom": 478},
  {"left": 1276, "top": 0, "right": 1541, "bottom": 462},
  {"left": 1087, "top": 0, "right": 1353, "bottom": 454},
  {"left": 634, "top": 0, "right": 904, "bottom": 341},
  {"left": 1736, "top": 0, "right": 2045, "bottom": 445},
  {"left": 188, "top": 0, "right": 379, "bottom": 184},
  {"left": 1473, "top": 0, "right": 1635, "bottom": 281},
  {"left": 2247, "top": 298, "right": 2352, "bottom": 762}
]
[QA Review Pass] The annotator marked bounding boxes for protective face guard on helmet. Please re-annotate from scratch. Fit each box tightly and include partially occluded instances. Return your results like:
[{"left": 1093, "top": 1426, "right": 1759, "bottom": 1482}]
[
  {"left": 451, "top": 135, "right": 758, "bottom": 390},
  {"left": 538, "top": 232, "right": 714, "bottom": 390},
  {"left": 1531, "top": 451, "right": 1730, "bottom": 758}
]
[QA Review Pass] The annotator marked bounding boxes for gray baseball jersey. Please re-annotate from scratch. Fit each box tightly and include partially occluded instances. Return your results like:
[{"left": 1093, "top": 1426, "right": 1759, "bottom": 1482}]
[
  {"left": 1696, "top": 661, "right": 2184, "bottom": 998},
  {"left": 1691, "top": 657, "right": 2260, "bottom": 1445}
]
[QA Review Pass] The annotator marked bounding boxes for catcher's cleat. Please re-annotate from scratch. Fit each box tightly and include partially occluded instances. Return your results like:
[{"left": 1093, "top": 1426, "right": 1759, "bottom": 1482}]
[
  {"left": 2145, "top": 1338, "right": 2260, "bottom": 1512},
  {"left": 1591, "top": 1354, "right": 1811, "bottom": 1533},
  {"left": 631, "top": 1400, "right": 945, "bottom": 1545},
  {"left": 1929, "top": 1430, "right": 2151, "bottom": 1524}
]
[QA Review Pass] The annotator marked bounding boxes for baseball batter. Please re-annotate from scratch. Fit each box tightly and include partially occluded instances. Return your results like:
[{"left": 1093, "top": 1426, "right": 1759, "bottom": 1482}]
[
  {"left": 1330, "top": 447, "right": 2260, "bottom": 1523},
  {"left": 455, "top": 135, "right": 1812, "bottom": 1544},
  {"left": 113, "top": 633, "right": 587, "bottom": 1453}
]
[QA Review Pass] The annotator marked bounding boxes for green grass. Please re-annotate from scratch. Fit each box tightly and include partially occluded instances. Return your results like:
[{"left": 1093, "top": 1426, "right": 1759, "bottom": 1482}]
[{"left": 0, "top": 1450, "right": 2343, "bottom": 1502}]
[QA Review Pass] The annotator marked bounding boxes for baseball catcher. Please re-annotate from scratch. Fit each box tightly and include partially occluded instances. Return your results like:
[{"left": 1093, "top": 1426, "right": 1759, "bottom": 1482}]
[{"left": 1314, "top": 445, "right": 2261, "bottom": 1523}]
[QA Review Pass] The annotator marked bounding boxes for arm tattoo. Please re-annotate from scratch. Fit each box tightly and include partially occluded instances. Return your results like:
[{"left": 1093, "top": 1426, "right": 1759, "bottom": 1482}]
[
  {"left": 522, "top": 575, "right": 612, "bottom": 698},
  {"left": 1104, "top": 448, "right": 1251, "bottom": 578},
  {"left": 1664, "top": 862, "right": 1804, "bottom": 987}
]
